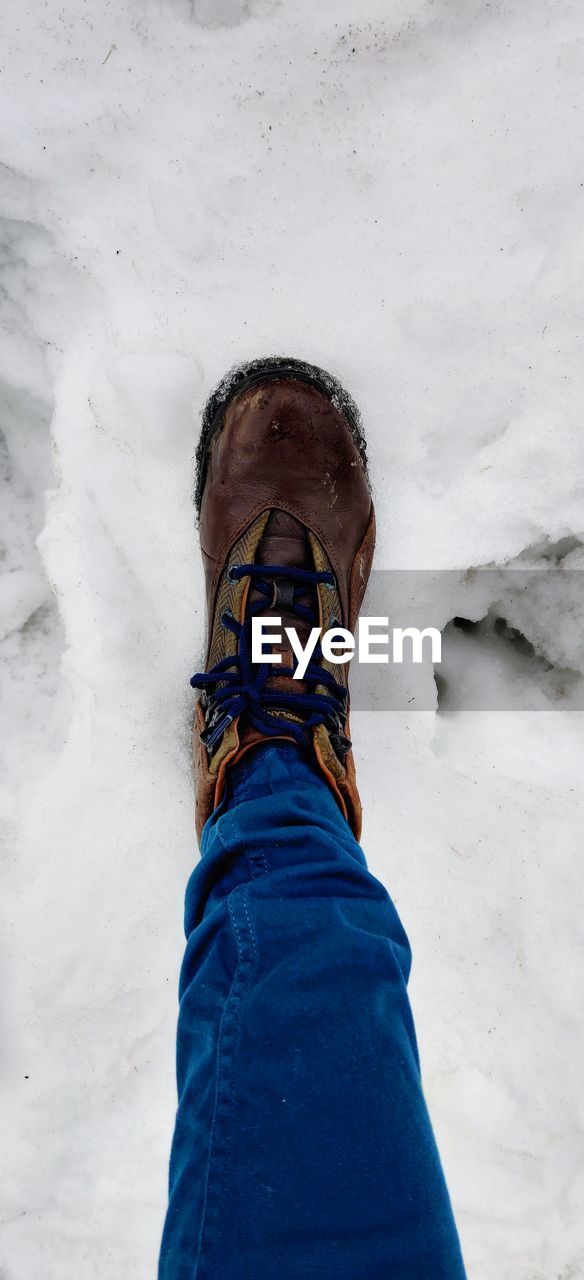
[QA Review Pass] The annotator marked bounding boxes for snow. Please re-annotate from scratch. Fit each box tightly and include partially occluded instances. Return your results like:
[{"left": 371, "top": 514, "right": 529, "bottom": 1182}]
[{"left": 0, "top": 0, "right": 583, "bottom": 1276}]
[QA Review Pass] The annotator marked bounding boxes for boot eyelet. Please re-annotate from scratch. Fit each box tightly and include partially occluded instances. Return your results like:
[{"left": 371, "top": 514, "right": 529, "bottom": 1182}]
[
  {"left": 227, "top": 564, "right": 240, "bottom": 583},
  {"left": 220, "top": 610, "right": 234, "bottom": 628},
  {"left": 323, "top": 578, "right": 335, "bottom": 592}
]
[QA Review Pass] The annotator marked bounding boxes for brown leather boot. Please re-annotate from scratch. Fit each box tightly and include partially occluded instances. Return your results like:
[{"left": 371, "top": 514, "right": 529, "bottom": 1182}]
[{"left": 191, "top": 357, "right": 375, "bottom": 842}]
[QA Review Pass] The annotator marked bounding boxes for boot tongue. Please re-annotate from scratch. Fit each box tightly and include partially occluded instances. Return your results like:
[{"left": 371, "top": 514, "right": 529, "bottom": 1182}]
[
  {"left": 255, "top": 510, "right": 310, "bottom": 573},
  {"left": 250, "top": 509, "right": 315, "bottom": 702}
]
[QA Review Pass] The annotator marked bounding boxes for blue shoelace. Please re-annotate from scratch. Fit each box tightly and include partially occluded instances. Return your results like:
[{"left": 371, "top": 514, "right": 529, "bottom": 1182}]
[{"left": 191, "top": 563, "right": 349, "bottom": 752}]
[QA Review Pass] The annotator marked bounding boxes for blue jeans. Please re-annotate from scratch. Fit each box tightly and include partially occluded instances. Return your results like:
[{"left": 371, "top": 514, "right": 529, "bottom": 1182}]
[{"left": 159, "top": 743, "right": 466, "bottom": 1279}]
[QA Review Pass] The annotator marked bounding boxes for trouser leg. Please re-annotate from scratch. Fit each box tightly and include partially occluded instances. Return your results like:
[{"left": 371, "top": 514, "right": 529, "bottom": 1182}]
[{"left": 159, "top": 743, "right": 466, "bottom": 1280}]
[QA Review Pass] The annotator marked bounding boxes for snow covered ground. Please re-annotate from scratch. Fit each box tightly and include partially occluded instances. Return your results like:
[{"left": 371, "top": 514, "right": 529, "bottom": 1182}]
[{"left": 1, "top": 0, "right": 583, "bottom": 1275}]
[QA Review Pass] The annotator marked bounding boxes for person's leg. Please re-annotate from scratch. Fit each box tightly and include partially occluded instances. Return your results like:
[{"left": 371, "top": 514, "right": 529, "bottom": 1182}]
[{"left": 159, "top": 741, "right": 466, "bottom": 1280}]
